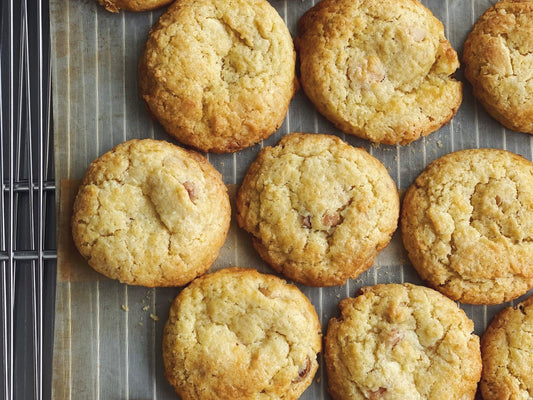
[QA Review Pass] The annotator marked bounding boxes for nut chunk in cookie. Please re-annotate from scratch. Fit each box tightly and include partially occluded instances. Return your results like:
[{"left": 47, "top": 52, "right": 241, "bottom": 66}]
[
  {"left": 401, "top": 148, "right": 533, "bottom": 304},
  {"left": 71, "top": 139, "right": 230, "bottom": 287},
  {"left": 139, "top": 0, "right": 297, "bottom": 153},
  {"left": 296, "top": 0, "right": 461, "bottom": 145},
  {"left": 163, "top": 267, "right": 322, "bottom": 400},
  {"left": 236, "top": 133, "right": 399, "bottom": 287},
  {"left": 325, "top": 283, "right": 481, "bottom": 400}
]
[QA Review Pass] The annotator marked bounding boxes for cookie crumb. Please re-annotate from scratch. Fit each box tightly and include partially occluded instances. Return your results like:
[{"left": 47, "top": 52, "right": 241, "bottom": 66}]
[
  {"left": 121, "top": 304, "right": 129, "bottom": 312},
  {"left": 150, "top": 313, "right": 159, "bottom": 321}
]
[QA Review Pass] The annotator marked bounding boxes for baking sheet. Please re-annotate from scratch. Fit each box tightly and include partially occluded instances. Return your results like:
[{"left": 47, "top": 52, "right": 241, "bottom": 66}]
[{"left": 50, "top": 0, "right": 533, "bottom": 398}]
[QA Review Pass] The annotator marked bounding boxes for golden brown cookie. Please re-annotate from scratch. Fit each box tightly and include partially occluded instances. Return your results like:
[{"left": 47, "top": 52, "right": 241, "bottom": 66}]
[
  {"left": 138, "top": 0, "right": 297, "bottom": 153},
  {"left": 296, "top": 0, "right": 462, "bottom": 145},
  {"left": 325, "top": 283, "right": 481, "bottom": 400},
  {"left": 162, "top": 267, "right": 322, "bottom": 400},
  {"left": 71, "top": 139, "right": 230, "bottom": 287},
  {"left": 463, "top": 0, "right": 533, "bottom": 133},
  {"left": 236, "top": 133, "right": 400, "bottom": 287},
  {"left": 480, "top": 294, "right": 533, "bottom": 400},
  {"left": 96, "top": 0, "right": 172, "bottom": 12},
  {"left": 401, "top": 148, "right": 533, "bottom": 304}
]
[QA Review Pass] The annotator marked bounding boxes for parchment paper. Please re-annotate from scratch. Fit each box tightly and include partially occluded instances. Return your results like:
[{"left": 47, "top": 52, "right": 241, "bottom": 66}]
[{"left": 50, "top": 0, "right": 533, "bottom": 398}]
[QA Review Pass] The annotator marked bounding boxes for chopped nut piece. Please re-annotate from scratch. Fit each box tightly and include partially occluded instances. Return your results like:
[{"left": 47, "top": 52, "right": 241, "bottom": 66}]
[
  {"left": 385, "top": 328, "right": 404, "bottom": 349},
  {"left": 322, "top": 212, "right": 341, "bottom": 227},
  {"left": 410, "top": 26, "right": 427, "bottom": 42},
  {"left": 367, "top": 387, "right": 387, "bottom": 399},
  {"left": 182, "top": 181, "right": 197, "bottom": 203},
  {"left": 292, "top": 356, "right": 311, "bottom": 383}
]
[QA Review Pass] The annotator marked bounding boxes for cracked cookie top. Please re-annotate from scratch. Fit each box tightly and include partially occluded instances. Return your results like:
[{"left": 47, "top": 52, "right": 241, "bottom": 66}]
[
  {"left": 236, "top": 133, "right": 400, "bottom": 287},
  {"left": 463, "top": 0, "right": 533, "bottom": 134},
  {"left": 480, "top": 294, "right": 533, "bottom": 400},
  {"left": 71, "top": 139, "right": 230, "bottom": 287},
  {"left": 325, "top": 283, "right": 481, "bottom": 400},
  {"left": 138, "top": 0, "right": 297, "bottom": 153},
  {"left": 96, "top": 0, "right": 172, "bottom": 12},
  {"left": 296, "top": 0, "right": 462, "bottom": 145},
  {"left": 401, "top": 148, "right": 533, "bottom": 304},
  {"left": 162, "top": 267, "right": 322, "bottom": 400}
]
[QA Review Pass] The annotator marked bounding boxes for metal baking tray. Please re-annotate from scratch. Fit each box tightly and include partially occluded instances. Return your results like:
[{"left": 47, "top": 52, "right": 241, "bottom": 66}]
[{"left": 49, "top": 0, "right": 533, "bottom": 398}]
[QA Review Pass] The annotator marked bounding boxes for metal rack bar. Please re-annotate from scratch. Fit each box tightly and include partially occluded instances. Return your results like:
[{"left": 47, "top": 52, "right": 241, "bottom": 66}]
[
  {"left": 1, "top": 0, "right": 55, "bottom": 398},
  {"left": 3, "top": 1, "right": 16, "bottom": 399}
]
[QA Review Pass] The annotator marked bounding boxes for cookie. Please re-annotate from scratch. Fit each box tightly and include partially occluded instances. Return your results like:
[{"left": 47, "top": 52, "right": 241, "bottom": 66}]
[
  {"left": 162, "top": 267, "right": 322, "bottom": 400},
  {"left": 236, "top": 133, "right": 399, "bottom": 287},
  {"left": 325, "top": 283, "right": 481, "bottom": 400},
  {"left": 401, "top": 148, "right": 533, "bottom": 304},
  {"left": 96, "top": 0, "right": 172, "bottom": 12},
  {"left": 71, "top": 139, "right": 230, "bottom": 287},
  {"left": 480, "top": 294, "right": 533, "bottom": 400},
  {"left": 463, "top": 0, "right": 533, "bottom": 134},
  {"left": 296, "top": 0, "right": 462, "bottom": 145},
  {"left": 138, "top": 0, "right": 297, "bottom": 153}
]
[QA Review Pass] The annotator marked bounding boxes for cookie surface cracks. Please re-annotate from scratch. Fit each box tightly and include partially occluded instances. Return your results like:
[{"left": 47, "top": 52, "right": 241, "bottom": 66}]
[
  {"left": 401, "top": 148, "right": 533, "bottom": 304},
  {"left": 163, "top": 267, "right": 322, "bottom": 400},
  {"left": 463, "top": 0, "right": 533, "bottom": 133},
  {"left": 72, "top": 139, "right": 230, "bottom": 287},
  {"left": 481, "top": 294, "right": 533, "bottom": 400},
  {"left": 297, "top": 0, "right": 461, "bottom": 145},
  {"left": 325, "top": 283, "right": 481, "bottom": 400},
  {"left": 237, "top": 133, "right": 399, "bottom": 286},
  {"left": 139, "top": 0, "right": 296, "bottom": 153}
]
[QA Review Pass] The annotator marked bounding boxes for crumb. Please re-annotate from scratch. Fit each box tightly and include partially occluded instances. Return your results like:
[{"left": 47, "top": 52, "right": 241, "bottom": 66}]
[
  {"left": 121, "top": 304, "right": 129, "bottom": 312},
  {"left": 436, "top": 140, "right": 443, "bottom": 148},
  {"left": 138, "top": 322, "right": 144, "bottom": 327},
  {"left": 316, "top": 377, "right": 321, "bottom": 383},
  {"left": 142, "top": 305, "right": 150, "bottom": 311},
  {"left": 150, "top": 313, "right": 159, "bottom": 321}
]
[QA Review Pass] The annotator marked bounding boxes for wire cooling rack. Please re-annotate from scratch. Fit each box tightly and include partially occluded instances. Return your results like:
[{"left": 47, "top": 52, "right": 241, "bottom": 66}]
[{"left": 0, "top": 0, "right": 55, "bottom": 399}]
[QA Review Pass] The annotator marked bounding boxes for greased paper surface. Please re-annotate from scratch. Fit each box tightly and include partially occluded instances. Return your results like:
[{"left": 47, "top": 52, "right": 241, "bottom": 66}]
[{"left": 51, "top": 0, "right": 532, "bottom": 398}]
